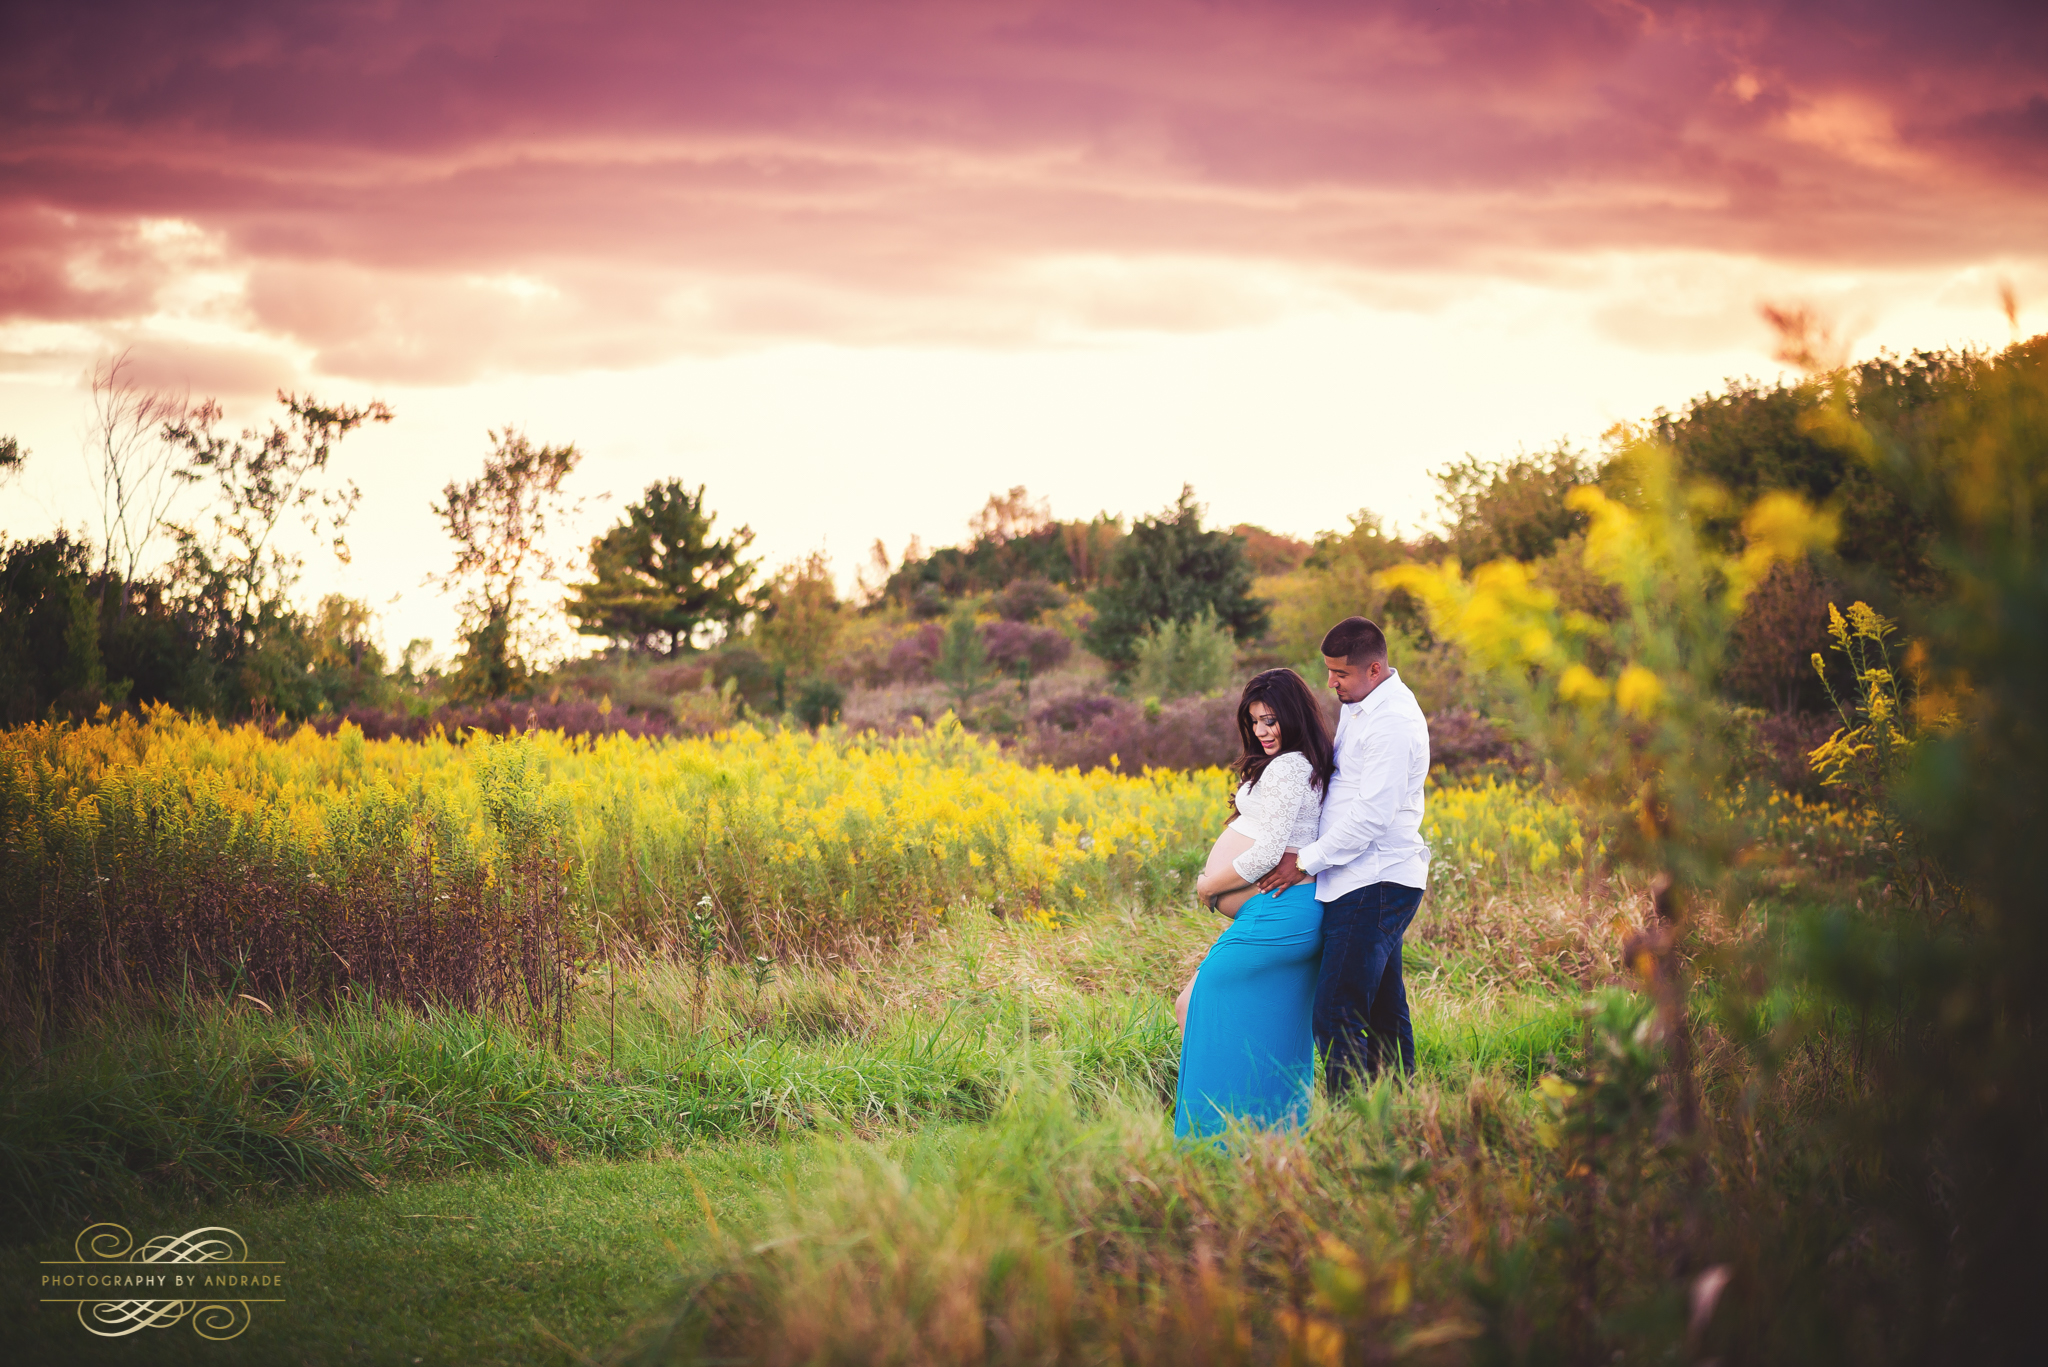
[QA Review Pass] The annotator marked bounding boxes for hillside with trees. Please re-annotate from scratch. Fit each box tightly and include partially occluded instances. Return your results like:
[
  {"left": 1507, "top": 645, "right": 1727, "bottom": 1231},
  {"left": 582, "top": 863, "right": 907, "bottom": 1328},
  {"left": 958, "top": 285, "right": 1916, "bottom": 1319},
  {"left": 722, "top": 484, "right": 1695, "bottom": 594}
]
[{"left": 1, "top": 339, "right": 2018, "bottom": 778}]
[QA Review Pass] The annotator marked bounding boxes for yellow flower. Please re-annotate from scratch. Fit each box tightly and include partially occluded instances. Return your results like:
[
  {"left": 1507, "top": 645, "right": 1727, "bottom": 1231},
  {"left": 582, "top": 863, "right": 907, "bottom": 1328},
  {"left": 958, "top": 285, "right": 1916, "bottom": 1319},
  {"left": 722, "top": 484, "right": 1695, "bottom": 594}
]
[
  {"left": 1615, "top": 665, "right": 1664, "bottom": 718},
  {"left": 1557, "top": 664, "right": 1610, "bottom": 707}
]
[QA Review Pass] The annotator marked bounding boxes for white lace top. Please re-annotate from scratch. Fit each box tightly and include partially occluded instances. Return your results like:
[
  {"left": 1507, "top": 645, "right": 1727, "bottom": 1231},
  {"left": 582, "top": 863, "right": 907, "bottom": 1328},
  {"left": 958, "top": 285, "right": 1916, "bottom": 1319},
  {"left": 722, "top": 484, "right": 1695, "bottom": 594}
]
[{"left": 1227, "top": 750, "right": 1323, "bottom": 883}]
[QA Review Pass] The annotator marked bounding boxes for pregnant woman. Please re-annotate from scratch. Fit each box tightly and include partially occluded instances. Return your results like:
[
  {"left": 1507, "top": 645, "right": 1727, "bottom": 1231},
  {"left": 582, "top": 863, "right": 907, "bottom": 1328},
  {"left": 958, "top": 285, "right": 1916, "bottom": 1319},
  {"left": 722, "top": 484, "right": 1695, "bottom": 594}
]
[{"left": 1174, "top": 668, "right": 1334, "bottom": 1141}]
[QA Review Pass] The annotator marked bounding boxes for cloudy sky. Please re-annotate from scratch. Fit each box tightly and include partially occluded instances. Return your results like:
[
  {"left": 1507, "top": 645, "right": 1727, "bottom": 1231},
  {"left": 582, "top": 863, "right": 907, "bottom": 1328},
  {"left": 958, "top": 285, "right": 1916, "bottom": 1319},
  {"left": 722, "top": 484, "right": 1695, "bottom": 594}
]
[{"left": 2, "top": 0, "right": 2043, "bottom": 655}]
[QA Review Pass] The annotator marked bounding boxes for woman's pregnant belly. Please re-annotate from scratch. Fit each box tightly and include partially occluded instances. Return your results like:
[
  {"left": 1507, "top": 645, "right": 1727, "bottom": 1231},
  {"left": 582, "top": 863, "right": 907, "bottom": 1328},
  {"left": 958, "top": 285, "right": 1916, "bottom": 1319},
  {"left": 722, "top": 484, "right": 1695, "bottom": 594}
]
[
  {"left": 1195, "top": 826, "right": 1258, "bottom": 916},
  {"left": 1201, "top": 826, "right": 1254, "bottom": 883}
]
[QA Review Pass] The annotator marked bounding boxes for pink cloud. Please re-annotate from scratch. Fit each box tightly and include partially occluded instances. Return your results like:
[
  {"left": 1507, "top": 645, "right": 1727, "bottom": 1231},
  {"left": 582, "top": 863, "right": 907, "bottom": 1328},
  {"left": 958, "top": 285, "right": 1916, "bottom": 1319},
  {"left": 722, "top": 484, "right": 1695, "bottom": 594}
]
[{"left": 1, "top": 1, "right": 2042, "bottom": 380}]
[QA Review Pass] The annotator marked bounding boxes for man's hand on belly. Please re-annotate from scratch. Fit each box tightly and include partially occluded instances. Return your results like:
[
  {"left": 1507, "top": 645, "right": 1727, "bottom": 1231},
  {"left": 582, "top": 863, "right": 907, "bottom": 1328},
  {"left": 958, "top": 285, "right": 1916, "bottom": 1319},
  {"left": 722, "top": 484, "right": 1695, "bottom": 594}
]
[{"left": 1255, "top": 851, "right": 1308, "bottom": 894}]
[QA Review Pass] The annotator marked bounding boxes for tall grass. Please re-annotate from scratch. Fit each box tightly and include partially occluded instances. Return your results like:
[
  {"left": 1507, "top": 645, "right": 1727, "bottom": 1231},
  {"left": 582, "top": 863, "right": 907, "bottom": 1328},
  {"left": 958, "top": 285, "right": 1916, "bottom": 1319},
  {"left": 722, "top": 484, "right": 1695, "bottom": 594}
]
[
  {"left": 0, "top": 709, "right": 1227, "bottom": 1026},
  {"left": 601, "top": 964, "right": 1882, "bottom": 1367},
  {"left": 0, "top": 705, "right": 1726, "bottom": 1035},
  {"left": 0, "top": 881, "right": 1618, "bottom": 1245},
  {"left": 607, "top": 993, "right": 1843, "bottom": 1367},
  {"left": 0, "top": 944, "right": 1158, "bottom": 1234}
]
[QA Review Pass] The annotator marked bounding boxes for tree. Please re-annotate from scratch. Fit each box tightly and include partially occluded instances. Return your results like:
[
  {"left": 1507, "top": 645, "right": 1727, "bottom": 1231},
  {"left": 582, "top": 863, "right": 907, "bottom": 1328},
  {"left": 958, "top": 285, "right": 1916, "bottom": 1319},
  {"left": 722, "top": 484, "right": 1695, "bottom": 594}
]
[
  {"left": 432, "top": 427, "right": 581, "bottom": 701},
  {"left": 753, "top": 551, "right": 841, "bottom": 682},
  {"left": 87, "top": 352, "right": 197, "bottom": 584},
  {"left": 1058, "top": 516, "right": 1124, "bottom": 589},
  {"left": 1648, "top": 348, "right": 1969, "bottom": 600},
  {"left": 166, "top": 389, "right": 393, "bottom": 648},
  {"left": 0, "top": 435, "right": 25, "bottom": 486},
  {"left": 967, "top": 485, "right": 1053, "bottom": 547},
  {"left": 879, "top": 487, "right": 1124, "bottom": 606},
  {"left": 1131, "top": 610, "right": 1236, "bottom": 699},
  {"left": 1428, "top": 441, "right": 1602, "bottom": 566},
  {"left": 0, "top": 533, "right": 113, "bottom": 723},
  {"left": 1266, "top": 508, "right": 1413, "bottom": 661},
  {"left": 853, "top": 538, "right": 894, "bottom": 609},
  {"left": 304, "top": 594, "right": 391, "bottom": 713},
  {"left": 933, "top": 608, "right": 996, "bottom": 715},
  {"left": 1084, "top": 486, "right": 1267, "bottom": 669},
  {"left": 564, "top": 480, "right": 757, "bottom": 654},
  {"left": 1231, "top": 524, "right": 1312, "bottom": 575}
]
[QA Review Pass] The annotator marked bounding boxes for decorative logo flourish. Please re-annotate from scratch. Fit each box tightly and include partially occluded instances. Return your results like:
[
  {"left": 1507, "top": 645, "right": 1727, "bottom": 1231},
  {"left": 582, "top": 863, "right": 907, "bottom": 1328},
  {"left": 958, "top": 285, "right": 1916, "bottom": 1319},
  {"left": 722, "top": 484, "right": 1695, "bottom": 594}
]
[{"left": 41, "top": 1223, "right": 285, "bottom": 1340}]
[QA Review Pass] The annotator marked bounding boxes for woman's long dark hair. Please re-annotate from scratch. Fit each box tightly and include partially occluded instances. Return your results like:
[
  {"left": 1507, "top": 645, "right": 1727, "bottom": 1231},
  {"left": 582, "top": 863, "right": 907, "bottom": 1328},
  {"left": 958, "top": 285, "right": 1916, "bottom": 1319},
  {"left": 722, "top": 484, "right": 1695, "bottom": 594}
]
[{"left": 1231, "top": 668, "right": 1335, "bottom": 794}]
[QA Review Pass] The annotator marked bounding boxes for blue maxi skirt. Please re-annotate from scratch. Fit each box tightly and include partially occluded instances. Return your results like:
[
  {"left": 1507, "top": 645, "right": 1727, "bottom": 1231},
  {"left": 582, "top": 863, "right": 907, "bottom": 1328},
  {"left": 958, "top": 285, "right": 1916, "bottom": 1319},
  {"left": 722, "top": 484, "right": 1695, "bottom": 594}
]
[{"left": 1173, "top": 881, "right": 1323, "bottom": 1141}]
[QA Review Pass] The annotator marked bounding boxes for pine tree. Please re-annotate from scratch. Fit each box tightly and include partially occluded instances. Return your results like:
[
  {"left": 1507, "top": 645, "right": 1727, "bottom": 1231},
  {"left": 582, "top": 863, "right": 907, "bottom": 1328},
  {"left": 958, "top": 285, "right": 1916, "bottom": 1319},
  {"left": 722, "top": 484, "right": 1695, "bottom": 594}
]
[
  {"left": 1084, "top": 486, "right": 1267, "bottom": 669},
  {"left": 565, "top": 480, "right": 758, "bottom": 654}
]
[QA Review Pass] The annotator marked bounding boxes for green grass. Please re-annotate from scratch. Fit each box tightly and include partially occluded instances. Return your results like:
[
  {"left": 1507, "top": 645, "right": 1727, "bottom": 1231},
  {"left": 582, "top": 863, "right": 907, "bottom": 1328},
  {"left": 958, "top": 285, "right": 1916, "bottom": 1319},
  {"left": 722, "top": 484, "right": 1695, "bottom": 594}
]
[
  {"left": 1, "top": 893, "right": 1622, "bottom": 1364},
  {"left": 0, "top": 1129, "right": 956, "bottom": 1367},
  {"left": 605, "top": 1065, "right": 1564, "bottom": 1367},
  {"left": 0, "top": 912, "right": 1201, "bottom": 1236}
]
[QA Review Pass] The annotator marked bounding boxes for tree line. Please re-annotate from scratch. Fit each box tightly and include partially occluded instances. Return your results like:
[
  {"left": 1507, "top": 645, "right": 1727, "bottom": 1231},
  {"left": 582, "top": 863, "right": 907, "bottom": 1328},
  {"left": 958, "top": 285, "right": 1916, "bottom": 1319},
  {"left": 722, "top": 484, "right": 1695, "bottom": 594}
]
[{"left": 0, "top": 339, "right": 1997, "bottom": 730}]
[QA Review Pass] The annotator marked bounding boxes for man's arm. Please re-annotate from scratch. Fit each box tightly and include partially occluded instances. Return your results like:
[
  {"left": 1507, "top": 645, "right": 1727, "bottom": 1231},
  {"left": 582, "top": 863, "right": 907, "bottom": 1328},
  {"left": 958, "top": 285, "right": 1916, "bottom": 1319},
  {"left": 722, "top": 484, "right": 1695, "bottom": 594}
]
[
  {"left": 1293, "top": 724, "right": 1413, "bottom": 878},
  {"left": 1253, "top": 849, "right": 1305, "bottom": 893}
]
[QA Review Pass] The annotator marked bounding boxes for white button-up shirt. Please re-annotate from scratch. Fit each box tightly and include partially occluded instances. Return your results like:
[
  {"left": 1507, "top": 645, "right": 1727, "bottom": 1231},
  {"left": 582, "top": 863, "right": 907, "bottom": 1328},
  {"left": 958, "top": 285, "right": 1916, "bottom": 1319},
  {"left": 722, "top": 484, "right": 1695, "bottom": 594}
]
[{"left": 1297, "top": 669, "right": 1431, "bottom": 897}]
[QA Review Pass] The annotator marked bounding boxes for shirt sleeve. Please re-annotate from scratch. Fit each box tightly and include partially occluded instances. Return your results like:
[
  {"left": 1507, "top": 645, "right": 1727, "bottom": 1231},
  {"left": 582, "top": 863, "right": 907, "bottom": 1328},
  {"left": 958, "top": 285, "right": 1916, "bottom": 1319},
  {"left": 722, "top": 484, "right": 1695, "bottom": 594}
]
[
  {"left": 1232, "top": 754, "right": 1311, "bottom": 882},
  {"left": 1297, "top": 719, "right": 1415, "bottom": 877}
]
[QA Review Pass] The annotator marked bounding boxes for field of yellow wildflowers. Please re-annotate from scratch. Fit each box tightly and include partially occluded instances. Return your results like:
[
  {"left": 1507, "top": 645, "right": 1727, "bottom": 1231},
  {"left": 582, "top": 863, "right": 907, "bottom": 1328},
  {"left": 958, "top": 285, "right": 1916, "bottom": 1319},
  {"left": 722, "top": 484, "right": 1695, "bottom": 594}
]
[{"left": 1, "top": 706, "right": 1613, "bottom": 1024}]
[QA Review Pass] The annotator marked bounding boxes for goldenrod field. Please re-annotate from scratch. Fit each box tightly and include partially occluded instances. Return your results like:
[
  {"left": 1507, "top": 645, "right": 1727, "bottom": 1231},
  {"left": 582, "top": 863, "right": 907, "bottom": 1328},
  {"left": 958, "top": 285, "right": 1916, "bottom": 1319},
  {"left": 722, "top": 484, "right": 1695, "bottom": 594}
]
[
  {"left": 0, "top": 707, "right": 1630, "bottom": 1017},
  {"left": 3, "top": 706, "right": 1883, "bottom": 1034}
]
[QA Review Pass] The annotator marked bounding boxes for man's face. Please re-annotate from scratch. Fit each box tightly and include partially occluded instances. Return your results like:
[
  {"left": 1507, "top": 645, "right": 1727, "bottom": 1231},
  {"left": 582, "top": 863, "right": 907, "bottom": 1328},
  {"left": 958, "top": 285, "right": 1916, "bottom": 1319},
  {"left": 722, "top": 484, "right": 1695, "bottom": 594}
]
[{"left": 1323, "top": 654, "right": 1386, "bottom": 705}]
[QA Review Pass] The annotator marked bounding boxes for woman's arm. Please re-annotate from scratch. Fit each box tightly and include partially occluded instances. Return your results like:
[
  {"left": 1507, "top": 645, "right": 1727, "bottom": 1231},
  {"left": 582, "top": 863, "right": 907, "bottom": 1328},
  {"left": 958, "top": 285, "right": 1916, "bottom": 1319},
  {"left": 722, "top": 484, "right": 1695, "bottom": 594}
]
[
  {"left": 1230, "top": 754, "right": 1311, "bottom": 883},
  {"left": 1195, "top": 825, "right": 1256, "bottom": 917}
]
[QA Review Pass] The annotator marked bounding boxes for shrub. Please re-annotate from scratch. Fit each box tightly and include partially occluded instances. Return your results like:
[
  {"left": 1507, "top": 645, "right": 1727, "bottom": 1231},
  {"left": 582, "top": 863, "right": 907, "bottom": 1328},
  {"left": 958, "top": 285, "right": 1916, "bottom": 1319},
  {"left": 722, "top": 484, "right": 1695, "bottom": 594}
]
[
  {"left": 821, "top": 614, "right": 908, "bottom": 688},
  {"left": 1031, "top": 693, "right": 1119, "bottom": 733},
  {"left": 1722, "top": 557, "right": 1836, "bottom": 713},
  {"left": 710, "top": 647, "right": 780, "bottom": 715},
  {"left": 1019, "top": 693, "right": 1239, "bottom": 773},
  {"left": 980, "top": 619, "right": 1072, "bottom": 703},
  {"left": 1130, "top": 609, "right": 1235, "bottom": 699},
  {"left": 885, "top": 623, "right": 943, "bottom": 682},
  {"left": 1427, "top": 706, "right": 1522, "bottom": 772},
  {"left": 934, "top": 610, "right": 998, "bottom": 713},
  {"left": 317, "top": 696, "right": 675, "bottom": 742},
  {"left": 792, "top": 676, "right": 845, "bottom": 729},
  {"left": 989, "top": 576, "right": 1067, "bottom": 622},
  {"left": 1737, "top": 708, "right": 1833, "bottom": 796}
]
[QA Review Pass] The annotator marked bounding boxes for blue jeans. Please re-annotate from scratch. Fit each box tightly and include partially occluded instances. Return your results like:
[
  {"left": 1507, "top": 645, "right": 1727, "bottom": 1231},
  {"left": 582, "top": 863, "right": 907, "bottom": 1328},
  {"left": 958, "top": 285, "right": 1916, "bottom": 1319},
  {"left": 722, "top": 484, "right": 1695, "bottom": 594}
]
[{"left": 1313, "top": 881, "right": 1424, "bottom": 1092}]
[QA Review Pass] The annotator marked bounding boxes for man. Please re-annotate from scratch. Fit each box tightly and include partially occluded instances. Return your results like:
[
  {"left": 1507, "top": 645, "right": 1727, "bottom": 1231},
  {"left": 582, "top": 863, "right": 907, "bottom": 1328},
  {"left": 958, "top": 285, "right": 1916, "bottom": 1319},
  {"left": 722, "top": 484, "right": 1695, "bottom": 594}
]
[{"left": 1256, "top": 615, "right": 1430, "bottom": 1091}]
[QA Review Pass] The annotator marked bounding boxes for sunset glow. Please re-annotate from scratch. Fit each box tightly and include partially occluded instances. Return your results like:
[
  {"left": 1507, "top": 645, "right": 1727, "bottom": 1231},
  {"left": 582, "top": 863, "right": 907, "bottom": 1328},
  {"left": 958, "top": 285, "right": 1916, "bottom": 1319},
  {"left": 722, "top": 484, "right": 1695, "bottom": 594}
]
[{"left": 4, "top": 0, "right": 2042, "bottom": 652}]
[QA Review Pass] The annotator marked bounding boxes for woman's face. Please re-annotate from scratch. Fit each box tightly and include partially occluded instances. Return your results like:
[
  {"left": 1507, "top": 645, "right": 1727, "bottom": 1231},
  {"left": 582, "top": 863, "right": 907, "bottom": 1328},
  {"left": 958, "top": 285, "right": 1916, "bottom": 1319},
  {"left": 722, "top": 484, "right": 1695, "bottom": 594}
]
[{"left": 1249, "top": 700, "right": 1282, "bottom": 756}]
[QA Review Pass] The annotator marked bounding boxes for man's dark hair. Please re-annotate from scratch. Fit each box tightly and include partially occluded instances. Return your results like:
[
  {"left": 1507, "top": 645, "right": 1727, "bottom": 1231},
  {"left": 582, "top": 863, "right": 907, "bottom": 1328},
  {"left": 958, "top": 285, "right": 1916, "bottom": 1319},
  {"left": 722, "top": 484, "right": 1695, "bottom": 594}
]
[{"left": 1320, "top": 615, "right": 1387, "bottom": 664}]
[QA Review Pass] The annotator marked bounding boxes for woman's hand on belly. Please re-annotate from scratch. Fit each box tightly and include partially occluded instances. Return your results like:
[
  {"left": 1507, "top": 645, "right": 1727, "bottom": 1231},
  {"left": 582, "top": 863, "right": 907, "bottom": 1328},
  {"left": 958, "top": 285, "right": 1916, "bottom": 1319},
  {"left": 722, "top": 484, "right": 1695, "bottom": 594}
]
[
  {"left": 1195, "top": 826, "right": 1257, "bottom": 917},
  {"left": 1208, "top": 885, "right": 1256, "bottom": 918},
  {"left": 1198, "top": 827, "right": 1255, "bottom": 890}
]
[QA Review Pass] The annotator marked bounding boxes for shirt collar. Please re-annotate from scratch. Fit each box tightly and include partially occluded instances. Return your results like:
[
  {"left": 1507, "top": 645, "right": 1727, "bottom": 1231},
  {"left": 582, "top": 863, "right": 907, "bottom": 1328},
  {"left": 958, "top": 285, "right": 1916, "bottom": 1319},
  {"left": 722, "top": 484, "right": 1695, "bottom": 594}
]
[{"left": 1343, "top": 668, "right": 1403, "bottom": 720}]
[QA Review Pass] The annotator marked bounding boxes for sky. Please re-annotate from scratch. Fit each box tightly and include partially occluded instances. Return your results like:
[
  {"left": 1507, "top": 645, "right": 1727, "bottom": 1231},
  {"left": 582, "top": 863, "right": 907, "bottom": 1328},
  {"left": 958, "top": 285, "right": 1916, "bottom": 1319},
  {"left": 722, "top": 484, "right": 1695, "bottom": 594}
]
[{"left": 2, "top": 0, "right": 2044, "bottom": 658}]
